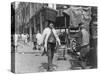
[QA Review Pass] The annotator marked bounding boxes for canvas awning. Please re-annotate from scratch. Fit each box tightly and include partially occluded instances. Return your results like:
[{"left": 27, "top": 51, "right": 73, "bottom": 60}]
[
  {"left": 63, "top": 7, "right": 83, "bottom": 27},
  {"left": 63, "top": 6, "right": 91, "bottom": 29}
]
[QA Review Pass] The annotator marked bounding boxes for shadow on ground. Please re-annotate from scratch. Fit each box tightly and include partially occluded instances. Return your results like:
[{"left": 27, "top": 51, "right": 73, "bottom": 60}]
[{"left": 38, "top": 63, "right": 58, "bottom": 72}]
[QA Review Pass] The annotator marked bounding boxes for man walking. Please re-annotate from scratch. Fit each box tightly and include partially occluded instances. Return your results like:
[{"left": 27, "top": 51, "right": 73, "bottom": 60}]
[
  {"left": 42, "top": 21, "right": 61, "bottom": 71},
  {"left": 79, "top": 24, "right": 90, "bottom": 69}
]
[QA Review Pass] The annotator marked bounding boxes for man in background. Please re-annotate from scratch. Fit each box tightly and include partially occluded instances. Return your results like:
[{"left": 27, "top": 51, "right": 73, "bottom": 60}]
[
  {"left": 79, "top": 24, "right": 90, "bottom": 69},
  {"left": 36, "top": 31, "right": 42, "bottom": 50}
]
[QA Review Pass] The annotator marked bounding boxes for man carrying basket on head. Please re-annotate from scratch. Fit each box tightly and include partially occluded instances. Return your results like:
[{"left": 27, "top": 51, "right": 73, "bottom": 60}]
[{"left": 42, "top": 21, "right": 61, "bottom": 71}]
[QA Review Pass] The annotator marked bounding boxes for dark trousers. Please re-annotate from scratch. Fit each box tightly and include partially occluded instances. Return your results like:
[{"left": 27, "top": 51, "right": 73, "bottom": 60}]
[
  {"left": 47, "top": 42, "right": 56, "bottom": 70},
  {"left": 80, "top": 45, "right": 90, "bottom": 59},
  {"left": 79, "top": 45, "right": 90, "bottom": 69}
]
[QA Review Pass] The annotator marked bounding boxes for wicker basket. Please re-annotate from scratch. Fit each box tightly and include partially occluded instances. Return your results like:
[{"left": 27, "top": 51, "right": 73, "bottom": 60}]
[{"left": 43, "top": 7, "right": 57, "bottom": 22}]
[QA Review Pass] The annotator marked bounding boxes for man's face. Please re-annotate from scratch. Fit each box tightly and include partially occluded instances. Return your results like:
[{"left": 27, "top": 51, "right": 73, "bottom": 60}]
[{"left": 49, "top": 23, "right": 54, "bottom": 28}]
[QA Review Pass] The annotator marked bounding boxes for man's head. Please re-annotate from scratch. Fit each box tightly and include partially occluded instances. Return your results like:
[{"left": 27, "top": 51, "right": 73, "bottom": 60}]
[
  {"left": 48, "top": 22, "right": 54, "bottom": 29},
  {"left": 49, "top": 23, "right": 54, "bottom": 28},
  {"left": 79, "top": 22, "right": 86, "bottom": 30},
  {"left": 80, "top": 24, "right": 86, "bottom": 30}
]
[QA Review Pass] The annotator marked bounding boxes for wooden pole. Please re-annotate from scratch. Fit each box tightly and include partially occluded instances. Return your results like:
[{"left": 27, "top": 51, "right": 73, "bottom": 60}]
[
  {"left": 29, "top": 3, "right": 32, "bottom": 41},
  {"left": 65, "top": 16, "right": 67, "bottom": 41},
  {"left": 34, "top": 17, "right": 36, "bottom": 33},
  {"left": 29, "top": 23, "right": 32, "bottom": 41},
  {"left": 40, "top": 12, "right": 43, "bottom": 33}
]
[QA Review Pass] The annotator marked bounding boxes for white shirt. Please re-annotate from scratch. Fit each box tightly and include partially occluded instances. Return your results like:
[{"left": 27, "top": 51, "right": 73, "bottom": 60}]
[
  {"left": 42, "top": 27, "right": 61, "bottom": 47},
  {"left": 36, "top": 33, "right": 42, "bottom": 45},
  {"left": 81, "top": 28, "right": 89, "bottom": 46},
  {"left": 15, "top": 34, "right": 19, "bottom": 46}
]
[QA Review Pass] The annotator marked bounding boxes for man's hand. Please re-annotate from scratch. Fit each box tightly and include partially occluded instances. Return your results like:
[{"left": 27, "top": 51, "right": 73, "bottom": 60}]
[
  {"left": 56, "top": 42, "right": 61, "bottom": 49},
  {"left": 59, "top": 43, "right": 61, "bottom": 46},
  {"left": 44, "top": 44, "right": 47, "bottom": 51},
  {"left": 58, "top": 41, "right": 61, "bottom": 46}
]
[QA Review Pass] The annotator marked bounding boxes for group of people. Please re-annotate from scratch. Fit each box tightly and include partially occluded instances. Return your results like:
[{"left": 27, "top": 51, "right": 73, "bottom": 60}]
[{"left": 13, "top": 33, "right": 29, "bottom": 50}]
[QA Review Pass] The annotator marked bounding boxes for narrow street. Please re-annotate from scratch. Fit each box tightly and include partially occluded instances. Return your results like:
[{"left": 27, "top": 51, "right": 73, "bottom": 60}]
[
  {"left": 11, "top": 2, "right": 97, "bottom": 74},
  {"left": 14, "top": 42, "right": 72, "bottom": 73}
]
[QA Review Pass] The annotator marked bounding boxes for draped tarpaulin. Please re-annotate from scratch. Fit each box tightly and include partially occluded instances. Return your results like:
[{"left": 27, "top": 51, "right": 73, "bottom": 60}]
[
  {"left": 63, "top": 6, "right": 91, "bottom": 31},
  {"left": 63, "top": 7, "right": 83, "bottom": 27}
]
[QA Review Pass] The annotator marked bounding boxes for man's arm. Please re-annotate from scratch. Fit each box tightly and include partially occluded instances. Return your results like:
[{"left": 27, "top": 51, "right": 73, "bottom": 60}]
[
  {"left": 42, "top": 28, "right": 48, "bottom": 45},
  {"left": 53, "top": 29, "right": 61, "bottom": 45}
]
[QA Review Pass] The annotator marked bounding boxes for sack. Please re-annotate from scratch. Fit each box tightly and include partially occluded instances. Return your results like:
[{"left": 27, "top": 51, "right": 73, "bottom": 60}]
[{"left": 48, "top": 29, "right": 56, "bottom": 43}]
